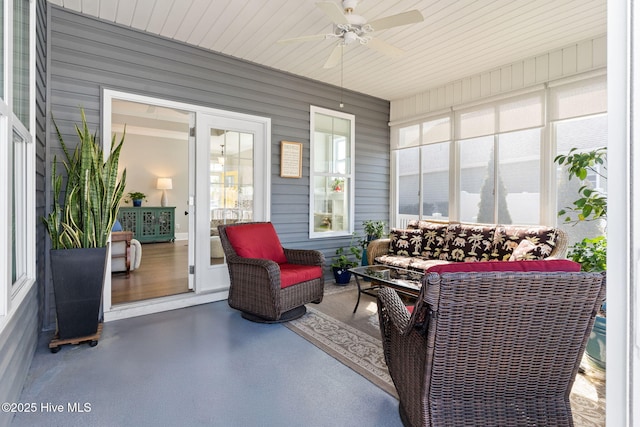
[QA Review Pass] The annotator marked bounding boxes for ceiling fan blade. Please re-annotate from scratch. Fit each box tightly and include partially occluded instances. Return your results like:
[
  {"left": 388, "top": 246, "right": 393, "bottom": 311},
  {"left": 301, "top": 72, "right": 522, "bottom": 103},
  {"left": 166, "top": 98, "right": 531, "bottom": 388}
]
[
  {"left": 365, "top": 37, "right": 404, "bottom": 57},
  {"left": 277, "top": 34, "right": 329, "bottom": 44},
  {"left": 367, "top": 10, "right": 424, "bottom": 31},
  {"left": 323, "top": 44, "right": 343, "bottom": 69},
  {"left": 316, "top": 1, "right": 349, "bottom": 25}
]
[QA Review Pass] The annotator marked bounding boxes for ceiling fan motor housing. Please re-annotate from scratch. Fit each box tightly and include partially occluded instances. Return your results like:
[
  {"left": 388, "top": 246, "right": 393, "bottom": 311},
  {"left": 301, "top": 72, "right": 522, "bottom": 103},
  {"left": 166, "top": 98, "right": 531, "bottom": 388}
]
[{"left": 342, "top": 0, "right": 359, "bottom": 12}]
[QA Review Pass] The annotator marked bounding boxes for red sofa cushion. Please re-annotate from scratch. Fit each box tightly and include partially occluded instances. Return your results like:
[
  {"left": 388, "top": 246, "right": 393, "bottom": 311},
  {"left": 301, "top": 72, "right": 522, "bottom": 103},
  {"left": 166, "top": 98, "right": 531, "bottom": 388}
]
[
  {"left": 225, "top": 223, "right": 288, "bottom": 264},
  {"left": 426, "top": 259, "right": 581, "bottom": 274},
  {"left": 279, "top": 264, "right": 322, "bottom": 289}
]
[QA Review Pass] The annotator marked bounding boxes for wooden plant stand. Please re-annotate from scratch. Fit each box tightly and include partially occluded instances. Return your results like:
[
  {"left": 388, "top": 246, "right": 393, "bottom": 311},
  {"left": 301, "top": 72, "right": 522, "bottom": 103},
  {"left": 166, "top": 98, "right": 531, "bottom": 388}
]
[{"left": 49, "top": 323, "right": 103, "bottom": 353}]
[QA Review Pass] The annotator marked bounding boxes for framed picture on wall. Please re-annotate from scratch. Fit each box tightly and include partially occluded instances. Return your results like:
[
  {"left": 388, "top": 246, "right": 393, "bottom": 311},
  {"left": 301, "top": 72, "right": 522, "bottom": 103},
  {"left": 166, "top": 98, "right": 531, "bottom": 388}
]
[{"left": 280, "top": 141, "right": 302, "bottom": 178}]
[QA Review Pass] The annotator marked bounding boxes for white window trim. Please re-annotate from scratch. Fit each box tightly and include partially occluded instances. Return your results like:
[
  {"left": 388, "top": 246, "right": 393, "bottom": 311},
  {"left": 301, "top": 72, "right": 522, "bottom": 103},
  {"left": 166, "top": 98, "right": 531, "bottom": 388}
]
[
  {"left": 0, "top": 0, "right": 37, "bottom": 329},
  {"left": 309, "top": 105, "right": 355, "bottom": 239}
]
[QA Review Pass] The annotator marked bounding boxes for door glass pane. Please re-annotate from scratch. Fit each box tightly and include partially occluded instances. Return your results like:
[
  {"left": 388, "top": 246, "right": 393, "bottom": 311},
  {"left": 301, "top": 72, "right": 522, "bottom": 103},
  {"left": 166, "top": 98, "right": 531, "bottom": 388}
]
[
  {"left": 555, "top": 115, "right": 608, "bottom": 246},
  {"left": 210, "top": 129, "right": 254, "bottom": 264},
  {"left": 421, "top": 142, "right": 450, "bottom": 219}
]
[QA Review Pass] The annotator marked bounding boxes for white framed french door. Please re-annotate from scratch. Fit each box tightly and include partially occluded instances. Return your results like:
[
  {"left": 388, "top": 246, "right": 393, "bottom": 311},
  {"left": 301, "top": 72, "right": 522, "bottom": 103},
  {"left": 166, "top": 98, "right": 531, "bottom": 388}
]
[
  {"left": 101, "top": 89, "right": 270, "bottom": 321},
  {"left": 194, "top": 112, "right": 271, "bottom": 293}
]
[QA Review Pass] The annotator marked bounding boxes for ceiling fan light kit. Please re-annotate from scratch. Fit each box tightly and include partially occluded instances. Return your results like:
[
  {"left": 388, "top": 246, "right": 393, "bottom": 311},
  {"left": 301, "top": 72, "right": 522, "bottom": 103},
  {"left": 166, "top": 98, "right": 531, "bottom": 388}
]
[{"left": 277, "top": 1, "right": 424, "bottom": 69}]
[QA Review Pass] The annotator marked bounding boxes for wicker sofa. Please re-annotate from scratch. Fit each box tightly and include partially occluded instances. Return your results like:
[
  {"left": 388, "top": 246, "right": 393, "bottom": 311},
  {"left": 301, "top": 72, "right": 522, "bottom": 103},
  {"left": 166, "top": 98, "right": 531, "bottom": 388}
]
[{"left": 367, "top": 220, "right": 568, "bottom": 272}]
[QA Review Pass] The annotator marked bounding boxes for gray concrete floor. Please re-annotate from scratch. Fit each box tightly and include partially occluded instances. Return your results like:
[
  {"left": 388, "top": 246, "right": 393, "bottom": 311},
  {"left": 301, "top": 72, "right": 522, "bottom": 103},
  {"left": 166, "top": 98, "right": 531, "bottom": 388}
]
[{"left": 11, "top": 301, "right": 402, "bottom": 427}]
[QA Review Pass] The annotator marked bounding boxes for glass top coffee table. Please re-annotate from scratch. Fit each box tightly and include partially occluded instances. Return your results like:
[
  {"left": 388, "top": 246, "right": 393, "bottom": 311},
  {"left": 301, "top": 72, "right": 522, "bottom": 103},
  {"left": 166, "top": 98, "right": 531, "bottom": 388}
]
[{"left": 348, "top": 265, "right": 424, "bottom": 313}]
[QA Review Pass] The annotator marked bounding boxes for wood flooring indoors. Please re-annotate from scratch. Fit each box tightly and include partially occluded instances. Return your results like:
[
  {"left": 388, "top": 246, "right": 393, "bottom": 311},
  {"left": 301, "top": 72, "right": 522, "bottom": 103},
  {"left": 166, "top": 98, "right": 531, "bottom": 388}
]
[{"left": 111, "top": 241, "right": 191, "bottom": 304}]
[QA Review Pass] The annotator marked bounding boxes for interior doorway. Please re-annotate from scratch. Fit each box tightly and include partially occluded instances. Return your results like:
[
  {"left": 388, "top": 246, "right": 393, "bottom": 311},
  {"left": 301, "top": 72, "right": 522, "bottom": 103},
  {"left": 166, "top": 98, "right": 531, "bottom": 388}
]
[{"left": 110, "top": 99, "right": 193, "bottom": 304}]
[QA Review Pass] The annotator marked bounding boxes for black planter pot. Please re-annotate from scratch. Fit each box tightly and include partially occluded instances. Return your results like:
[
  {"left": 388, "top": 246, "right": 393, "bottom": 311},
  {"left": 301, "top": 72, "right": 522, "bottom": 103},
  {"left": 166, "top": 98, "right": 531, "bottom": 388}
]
[
  {"left": 50, "top": 246, "right": 108, "bottom": 340},
  {"left": 332, "top": 267, "right": 352, "bottom": 285}
]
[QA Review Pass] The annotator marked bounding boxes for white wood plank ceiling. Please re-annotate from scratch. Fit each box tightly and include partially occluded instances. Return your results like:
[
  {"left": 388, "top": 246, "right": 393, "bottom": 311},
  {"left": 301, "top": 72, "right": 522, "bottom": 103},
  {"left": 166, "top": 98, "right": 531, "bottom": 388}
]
[{"left": 47, "top": 0, "right": 607, "bottom": 101}]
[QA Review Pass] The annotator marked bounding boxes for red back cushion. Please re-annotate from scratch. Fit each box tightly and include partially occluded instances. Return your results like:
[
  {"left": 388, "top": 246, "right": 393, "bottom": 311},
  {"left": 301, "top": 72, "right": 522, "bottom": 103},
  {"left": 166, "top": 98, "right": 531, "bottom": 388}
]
[
  {"left": 426, "top": 259, "right": 581, "bottom": 274},
  {"left": 225, "top": 223, "right": 288, "bottom": 264}
]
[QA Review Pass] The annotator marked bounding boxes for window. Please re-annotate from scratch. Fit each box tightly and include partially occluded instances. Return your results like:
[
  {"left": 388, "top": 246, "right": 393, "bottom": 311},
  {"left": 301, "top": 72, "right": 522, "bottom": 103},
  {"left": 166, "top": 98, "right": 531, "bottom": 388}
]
[
  {"left": 12, "top": 0, "right": 29, "bottom": 125},
  {"left": 551, "top": 77, "right": 607, "bottom": 246},
  {"left": 393, "top": 80, "right": 604, "bottom": 229},
  {"left": 456, "top": 93, "right": 543, "bottom": 224},
  {"left": 1, "top": 0, "right": 35, "bottom": 322},
  {"left": 395, "top": 116, "right": 452, "bottom": 226},
  {"left": 554, "top": 116, "right": 607, "bottom": 247},
  {"left": 310, "top": 106, "right": 354, "bottom": 238},
  {"left": 458, "top": 129, "right": 541, "bottom": 224}
]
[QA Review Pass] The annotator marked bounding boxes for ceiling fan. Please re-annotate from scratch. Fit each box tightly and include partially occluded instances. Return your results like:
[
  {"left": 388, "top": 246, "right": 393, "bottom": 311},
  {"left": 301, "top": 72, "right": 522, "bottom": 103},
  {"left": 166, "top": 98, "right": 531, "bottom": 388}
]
[{"left": 277, "top": 0, "right": 424, "bottom": 69}]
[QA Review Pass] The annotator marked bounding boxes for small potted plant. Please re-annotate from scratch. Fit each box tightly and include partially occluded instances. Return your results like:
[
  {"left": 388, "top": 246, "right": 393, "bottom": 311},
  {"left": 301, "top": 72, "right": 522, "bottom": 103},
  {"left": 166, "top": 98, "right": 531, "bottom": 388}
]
[
  {"left": 361, "top": 220, "right": 386, "bottom": 266},
  {"left": 125, "top": 191, "right": 147, "bottom": 207},
  {"left": 566, "top": 235, "right": 607, "bottom": 371},
  {"left": 331, "top": 235, "right": 362, "bottom": 285},
  {"left": 331, "top": 178, "right": 344, "bottom": 192},
  {"left": 555, "top": 147, "right": 607, "bottom": 371},
  {"left": 363, "top": 220, "right": 386, "bottom": 242}
]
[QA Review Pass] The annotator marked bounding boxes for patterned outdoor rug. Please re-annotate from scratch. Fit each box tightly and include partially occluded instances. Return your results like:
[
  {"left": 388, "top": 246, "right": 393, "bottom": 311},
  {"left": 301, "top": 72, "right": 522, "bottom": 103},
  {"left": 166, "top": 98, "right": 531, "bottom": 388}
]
[{"left": 286, "top": 282, "right": 606, "bottom": 427}]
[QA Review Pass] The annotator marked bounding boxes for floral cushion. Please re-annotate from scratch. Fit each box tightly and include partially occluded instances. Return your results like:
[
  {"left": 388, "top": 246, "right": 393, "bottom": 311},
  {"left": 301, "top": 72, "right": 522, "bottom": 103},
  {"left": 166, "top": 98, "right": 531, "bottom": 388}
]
[
  {"left": 418, "top": 222, "right": 448, "bottom": 259},
  {"left": 509, "top": 239, "right": 538, "bottom": 261},
  {"left": 389, "top": 228, "right": 424, "bottom": 257},
  {"left": 491, "top": 226, "right": 560, "bottom": 261},
  {"left": 436, "top": 224, "right": 495, "bottom": 262}
]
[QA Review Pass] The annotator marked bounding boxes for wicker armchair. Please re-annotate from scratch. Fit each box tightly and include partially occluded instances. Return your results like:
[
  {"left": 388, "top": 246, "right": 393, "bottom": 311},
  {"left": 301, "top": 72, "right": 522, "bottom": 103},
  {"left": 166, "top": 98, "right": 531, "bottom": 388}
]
[
  {"left": 377, "top": 268, "right": 605, "bottom": 427},
  {"left": 218, "top": 222, "right": 324, "bottom": 322}
]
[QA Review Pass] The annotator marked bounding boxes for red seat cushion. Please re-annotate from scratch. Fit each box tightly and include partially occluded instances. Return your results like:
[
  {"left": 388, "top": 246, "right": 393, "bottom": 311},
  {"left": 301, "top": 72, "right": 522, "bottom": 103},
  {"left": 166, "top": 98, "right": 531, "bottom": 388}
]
[
  {"left": 279, "top": 264, "right": 322, "bottom": 289},
  {"left": 426, "top": 259, "right": 581, "bottom": 274},
  {"left": 225, "top": 223, "right": 288, "bottom": 264}
]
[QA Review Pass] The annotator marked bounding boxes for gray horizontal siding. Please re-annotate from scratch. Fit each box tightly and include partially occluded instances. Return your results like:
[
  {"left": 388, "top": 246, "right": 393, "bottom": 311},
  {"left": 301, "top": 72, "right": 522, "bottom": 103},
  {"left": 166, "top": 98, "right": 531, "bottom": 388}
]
[
  {"left": 0, "top": 285, "right": 38, "bottom": 427},
  {"left": 46, "top": 5, "right": 389, "bottom": 326}
]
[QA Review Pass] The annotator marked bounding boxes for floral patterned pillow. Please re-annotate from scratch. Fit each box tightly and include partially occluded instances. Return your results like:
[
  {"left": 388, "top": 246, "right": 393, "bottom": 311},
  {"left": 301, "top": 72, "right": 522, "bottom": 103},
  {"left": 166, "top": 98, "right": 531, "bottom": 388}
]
[
  {"left": 491, "top": 226, "right": 560, "bottom": 261},
  {"left": 437, "top": 224, "right": 494, "bottom": 262},
  {"left": 389, "top": 228, "right": 424, "bottom": 257},
  {"left": 419, "top": 222, "right": 448, "bottom": 259},
  {"left": 509, "top": 239, "right": 538, "bottom": 261}
]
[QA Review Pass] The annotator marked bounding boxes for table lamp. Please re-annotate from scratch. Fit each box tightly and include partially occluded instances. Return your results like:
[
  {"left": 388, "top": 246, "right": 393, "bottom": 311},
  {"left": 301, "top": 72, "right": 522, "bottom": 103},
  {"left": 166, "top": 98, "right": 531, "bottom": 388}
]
[{"left": 157, "top": 178, "right": 173, "bottom": 207}]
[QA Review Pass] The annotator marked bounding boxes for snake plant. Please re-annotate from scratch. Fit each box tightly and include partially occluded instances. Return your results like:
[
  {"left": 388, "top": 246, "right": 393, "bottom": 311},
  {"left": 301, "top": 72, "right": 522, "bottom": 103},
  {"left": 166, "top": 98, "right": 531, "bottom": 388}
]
[{"left": 43, "top": 109, "right": 127, "bottom": 249}]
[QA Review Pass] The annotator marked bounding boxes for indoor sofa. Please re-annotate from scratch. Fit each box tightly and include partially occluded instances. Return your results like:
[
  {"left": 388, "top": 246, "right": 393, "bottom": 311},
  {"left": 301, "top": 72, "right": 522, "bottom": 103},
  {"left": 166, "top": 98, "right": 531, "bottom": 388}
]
[{"left": 367, "top": 219, "right": 568, "bottom": 272}]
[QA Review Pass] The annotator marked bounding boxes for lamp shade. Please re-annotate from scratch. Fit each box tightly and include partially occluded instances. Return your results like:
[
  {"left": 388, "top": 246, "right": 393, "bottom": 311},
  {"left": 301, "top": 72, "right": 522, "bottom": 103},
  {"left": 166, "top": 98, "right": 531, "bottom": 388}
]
[{"left": 157, "top": 178, "right": 173, "bottom": 190}]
